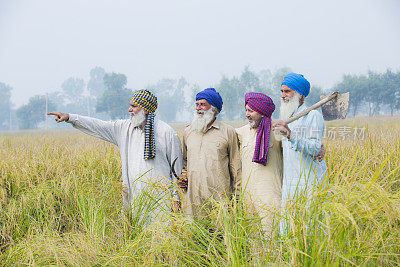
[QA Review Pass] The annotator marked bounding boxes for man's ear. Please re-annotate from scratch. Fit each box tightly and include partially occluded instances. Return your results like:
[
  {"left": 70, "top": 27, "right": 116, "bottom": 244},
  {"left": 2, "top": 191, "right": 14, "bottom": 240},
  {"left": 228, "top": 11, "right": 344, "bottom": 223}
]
[{"left": 144, "top": 110, "right": 149, "bottom": 115}]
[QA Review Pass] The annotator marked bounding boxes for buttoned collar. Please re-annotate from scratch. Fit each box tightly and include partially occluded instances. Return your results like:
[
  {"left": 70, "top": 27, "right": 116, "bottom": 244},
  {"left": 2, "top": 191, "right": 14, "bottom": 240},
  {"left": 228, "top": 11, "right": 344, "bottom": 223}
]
[{"left": 209, "top": 119, "right": 220, "bottom": 130}]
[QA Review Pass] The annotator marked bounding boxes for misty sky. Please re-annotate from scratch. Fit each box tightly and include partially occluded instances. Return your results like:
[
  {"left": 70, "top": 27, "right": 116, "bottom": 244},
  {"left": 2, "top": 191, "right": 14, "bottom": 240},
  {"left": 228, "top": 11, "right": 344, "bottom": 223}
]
[{"left": 1, "top": 0, "right": 399, "bottom": 107}]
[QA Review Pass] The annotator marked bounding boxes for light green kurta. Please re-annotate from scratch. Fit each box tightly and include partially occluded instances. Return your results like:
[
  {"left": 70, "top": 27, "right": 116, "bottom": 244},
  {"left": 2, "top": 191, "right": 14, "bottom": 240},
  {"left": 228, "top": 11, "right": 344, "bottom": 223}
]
[{"left": 236, "top": 124, "right": 283, "bottom": 235}]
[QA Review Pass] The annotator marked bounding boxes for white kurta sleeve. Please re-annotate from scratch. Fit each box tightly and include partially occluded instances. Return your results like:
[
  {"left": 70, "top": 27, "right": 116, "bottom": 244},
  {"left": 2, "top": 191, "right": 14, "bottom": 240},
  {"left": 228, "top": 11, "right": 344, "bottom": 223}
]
[
  {"left": 287, "top": 110, "right": 324, "bottom": 157},
  {"left": 67, "top": 114, "right": 123, "bottom": 146}
]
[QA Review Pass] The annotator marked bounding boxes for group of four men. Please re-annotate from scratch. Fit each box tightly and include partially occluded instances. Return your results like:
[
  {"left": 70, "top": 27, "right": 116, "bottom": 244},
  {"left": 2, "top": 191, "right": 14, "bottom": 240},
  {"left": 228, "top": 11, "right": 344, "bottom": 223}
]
[{"left": 49, "top": 72, "right": 327, "bottom": 235}]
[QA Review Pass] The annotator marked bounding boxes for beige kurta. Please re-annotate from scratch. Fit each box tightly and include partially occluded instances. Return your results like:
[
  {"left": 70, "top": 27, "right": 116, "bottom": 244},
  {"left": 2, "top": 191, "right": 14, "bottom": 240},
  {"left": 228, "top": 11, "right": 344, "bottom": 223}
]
[
  {"left": 236, "top": 124, "right": 283, "bottom": 235},
  {"left": 183, "top": 120, "right": 241, "bottom": 216}
]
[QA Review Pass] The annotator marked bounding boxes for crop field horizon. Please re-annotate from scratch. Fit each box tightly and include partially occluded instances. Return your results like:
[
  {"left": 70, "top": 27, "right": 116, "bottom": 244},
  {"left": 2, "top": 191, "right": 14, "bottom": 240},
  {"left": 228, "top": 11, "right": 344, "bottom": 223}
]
[{"left": 1, "top": 115, "right": 399, "bottom": 266}]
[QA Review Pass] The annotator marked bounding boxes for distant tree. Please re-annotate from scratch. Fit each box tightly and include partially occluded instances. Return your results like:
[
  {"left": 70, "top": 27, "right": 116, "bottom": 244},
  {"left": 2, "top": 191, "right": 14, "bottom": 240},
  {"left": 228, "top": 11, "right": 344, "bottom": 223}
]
[
  {"left": 149, "top": 77, "right": 187, "bottom": 122},
  {"left": 103, "top": 72, "right": 127, "bottom": 91},
  {"left": 217, "top": 75, "right": 242, "bottom": 121},
  {"left": 96, "top": 89, "right": 132, "bottom": 120},
  {"left": 332, "top": 69, "right": 400, "bottom": 116},
  {"left": 96, "top": 72, "right": 132, "bottom": 120},
  {"left": 218, "top": 66, "right": 274, "bottom": 121},
  {"left": 364, "top": 71, "right": 385, "bottom": 116},
  {"left": 60, "top": 77, "right": 88, "bottom": 115},
  {"left": 394, "top": 71, "right": 400, "bottom": 113},
  {"left": 271, "top": 67, "right": 292, "bottom": 92},
  {"left": 305, "top": 85, "right": 324, "bottom": 107},
  {"left": 239, "top": 66, "right": 268, "bottom": 118},
  {"left": 396, "top": 91, "right": 400, "bottom": 113},
  {"left": 333, "top": 74, "right": 367, "bottom": 116},
  {"left": 240, "top": 66, "right": 261, "bottom": 93},
  {"left": 259, "top": 69, "right": 274, "bottom": 96},
  {"left": 16, "top": 95, "right": 56, "bottom": 129},
  {"left": 381, "top": 69, "right": 400, "bottom": 115},
  {"left": 216, "top": 66, "right": 292, "bottom": 120},
  {"left": 48, "top": 91, "right": 66, "bottom": 111},
  {"left": 87, "top": 67, "right": 106, "bottom": 99},
  {"left": 187, "top": 83, "right": 200, "bottom": 117},
  {"left": 61, "top": 77, "right": 85, "bottom": 99},
  {"left": 0, "top": 82, "right": 13, "bottom": 130},
  {"left": 177, "top": 76, "right": 188, "bottom": 93}
]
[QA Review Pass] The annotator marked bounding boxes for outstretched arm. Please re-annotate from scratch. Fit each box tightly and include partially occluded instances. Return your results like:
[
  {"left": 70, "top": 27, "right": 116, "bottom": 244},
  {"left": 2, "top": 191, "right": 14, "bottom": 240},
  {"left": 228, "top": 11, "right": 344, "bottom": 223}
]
[{"left": 47, "top": 112, "right": 121, "bottom": 145}]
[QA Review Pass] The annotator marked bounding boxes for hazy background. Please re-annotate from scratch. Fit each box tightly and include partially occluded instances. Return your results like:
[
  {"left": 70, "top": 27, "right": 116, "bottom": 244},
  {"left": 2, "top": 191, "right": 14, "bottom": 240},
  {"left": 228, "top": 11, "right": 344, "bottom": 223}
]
[
  {"left": 0, "top": 0, "right": 400, "bottom": 129},
  {"left": 1, "top": 0, "right": 400, "bottom": 105}
]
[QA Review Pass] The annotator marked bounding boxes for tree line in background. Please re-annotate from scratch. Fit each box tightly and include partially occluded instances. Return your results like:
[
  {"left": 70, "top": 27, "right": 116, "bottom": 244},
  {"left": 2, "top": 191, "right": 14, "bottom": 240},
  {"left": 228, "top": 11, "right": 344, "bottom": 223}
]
[
  {"left": 333, "top": 70, "right": 400, "bottom": 116},
  {"left": 0, "top": 67, "right": 399, "bottom": 130}
]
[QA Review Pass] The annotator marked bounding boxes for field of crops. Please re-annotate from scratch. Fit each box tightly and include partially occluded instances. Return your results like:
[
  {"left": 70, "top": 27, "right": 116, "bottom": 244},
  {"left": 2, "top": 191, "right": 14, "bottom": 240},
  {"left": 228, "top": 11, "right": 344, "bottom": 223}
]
[{"left": 1, "top": 116, "right": 399, "bottom": 266}]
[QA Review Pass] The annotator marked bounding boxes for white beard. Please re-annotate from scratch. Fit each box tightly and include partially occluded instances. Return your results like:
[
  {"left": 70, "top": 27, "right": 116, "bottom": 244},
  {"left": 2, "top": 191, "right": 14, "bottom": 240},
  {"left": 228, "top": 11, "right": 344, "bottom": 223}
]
[
  {"left": 280, "top": 92, "right": 302, "bottom": 120},
  {"left": 191, "top": 108, "right": 216, "bottom": 133},
  {"left": 130, "top": 109, "right": 147, "bottom": 128}
]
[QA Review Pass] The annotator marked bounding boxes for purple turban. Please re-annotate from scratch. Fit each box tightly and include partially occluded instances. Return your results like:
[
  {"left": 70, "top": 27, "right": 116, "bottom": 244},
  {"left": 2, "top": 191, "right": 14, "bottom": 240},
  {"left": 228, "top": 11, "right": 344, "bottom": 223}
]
[
  {"left": 196, "top": 88, "right": 223, "bottom": 112},
  {"left": 245, "top": 92, "right": 275, "bottom": 166},
  {"left": 281, "top": 72, "right": 310, "bottom": 97}
]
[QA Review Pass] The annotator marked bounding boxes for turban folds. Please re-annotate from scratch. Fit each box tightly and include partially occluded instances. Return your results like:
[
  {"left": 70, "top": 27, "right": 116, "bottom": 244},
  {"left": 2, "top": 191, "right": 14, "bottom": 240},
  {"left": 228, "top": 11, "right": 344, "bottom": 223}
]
[
  {"left": 131, "top": 90, "right": 158, "bottom": 160},
  {"left": 281, "top": 72, "right": 310, "bottom": 97},
  {"left": 245, "top": 92, "right": 275, "bottom": 166},
  {"left": 196, "top": 88, "right": 223, "bottom": 112}
]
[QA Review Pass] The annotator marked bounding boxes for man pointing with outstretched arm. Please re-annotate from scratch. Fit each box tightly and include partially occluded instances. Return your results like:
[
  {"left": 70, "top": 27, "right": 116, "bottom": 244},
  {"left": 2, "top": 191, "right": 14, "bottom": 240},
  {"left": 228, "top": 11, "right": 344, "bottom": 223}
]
[{"left": 48, "top": 89, "right": 183, "bottom": 215}]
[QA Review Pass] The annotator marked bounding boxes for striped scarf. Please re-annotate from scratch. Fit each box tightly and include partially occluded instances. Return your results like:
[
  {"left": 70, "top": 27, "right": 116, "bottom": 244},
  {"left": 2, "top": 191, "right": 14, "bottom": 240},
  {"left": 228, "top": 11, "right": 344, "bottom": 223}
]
[
  {"left": 131, "top": 90, "right": 158, "bottom": 160},
  {"left": 245, "top": 92, "right": 275, "bottom": 166}
]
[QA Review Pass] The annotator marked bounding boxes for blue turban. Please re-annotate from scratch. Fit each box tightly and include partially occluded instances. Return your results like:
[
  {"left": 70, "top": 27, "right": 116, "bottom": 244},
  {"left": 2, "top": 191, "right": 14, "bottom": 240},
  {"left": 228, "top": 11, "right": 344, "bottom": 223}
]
[
  {"left": 196, "top": 88, "right": 223, "bottom": 112},
  {"left": 281, "top": 73, "right": 310, "bottom": 97}
]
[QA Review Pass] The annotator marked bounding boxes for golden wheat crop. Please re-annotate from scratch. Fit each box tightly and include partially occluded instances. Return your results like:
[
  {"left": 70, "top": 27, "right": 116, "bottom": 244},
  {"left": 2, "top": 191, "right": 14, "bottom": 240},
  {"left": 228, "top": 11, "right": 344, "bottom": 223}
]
[{"left": 0, "top": 116, "right": 399, "bottom": 266}]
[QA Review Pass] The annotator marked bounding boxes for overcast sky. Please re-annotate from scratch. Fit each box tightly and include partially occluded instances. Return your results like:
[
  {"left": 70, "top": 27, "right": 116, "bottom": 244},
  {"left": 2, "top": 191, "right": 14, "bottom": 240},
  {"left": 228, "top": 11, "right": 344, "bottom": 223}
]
[{"left": 1, "top": 0, "right": 399, "bottom": 107}]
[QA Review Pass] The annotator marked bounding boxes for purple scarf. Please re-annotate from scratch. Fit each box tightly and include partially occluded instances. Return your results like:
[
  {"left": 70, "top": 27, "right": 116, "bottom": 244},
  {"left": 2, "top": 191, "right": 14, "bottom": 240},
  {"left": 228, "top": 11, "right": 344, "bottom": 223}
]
[{"left": 245, "top": 92, "right": 275, "bottom": 166}]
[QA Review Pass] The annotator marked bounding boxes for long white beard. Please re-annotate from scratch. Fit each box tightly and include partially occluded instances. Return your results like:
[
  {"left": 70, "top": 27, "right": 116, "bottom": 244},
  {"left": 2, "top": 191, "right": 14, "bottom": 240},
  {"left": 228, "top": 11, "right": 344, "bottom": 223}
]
[
  {"left": 130, "top": 109, "right": 147, "bottom": 128},
  {"left": 191, "top": 108, "right": 215, "bottom": 133},
  {"left": 280, "top": 92, "right": 302, "bottom": 120}
]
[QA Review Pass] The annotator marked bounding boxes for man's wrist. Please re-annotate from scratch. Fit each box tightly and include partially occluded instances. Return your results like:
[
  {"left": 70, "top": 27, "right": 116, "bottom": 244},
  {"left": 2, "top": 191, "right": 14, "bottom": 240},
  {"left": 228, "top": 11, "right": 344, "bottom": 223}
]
[{"left": 66, "top": 114, "right": 75, "bottom": 123}]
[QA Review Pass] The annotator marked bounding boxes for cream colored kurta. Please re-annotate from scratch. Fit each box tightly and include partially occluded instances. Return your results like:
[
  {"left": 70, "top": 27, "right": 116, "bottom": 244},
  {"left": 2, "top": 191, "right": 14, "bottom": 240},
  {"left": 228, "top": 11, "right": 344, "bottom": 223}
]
[
  {"left": 183, "top": 120, "right": 241, "bottom": 216},
  {"left": 236, "top": 124, "right": 282, "bottom": 234}
]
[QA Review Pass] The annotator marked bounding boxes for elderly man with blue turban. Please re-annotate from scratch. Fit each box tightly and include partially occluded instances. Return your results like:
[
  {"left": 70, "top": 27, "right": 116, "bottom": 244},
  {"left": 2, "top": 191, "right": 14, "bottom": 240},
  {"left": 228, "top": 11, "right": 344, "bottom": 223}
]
[
  {"left": 48, "top": 89, "right": 183, "bottom": 217},
  {"left": 272, "top": 73, "right": 327, "bottom": 217},
  {"left": 179, "top": 88, "right": 241, "bottom": 217}
]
